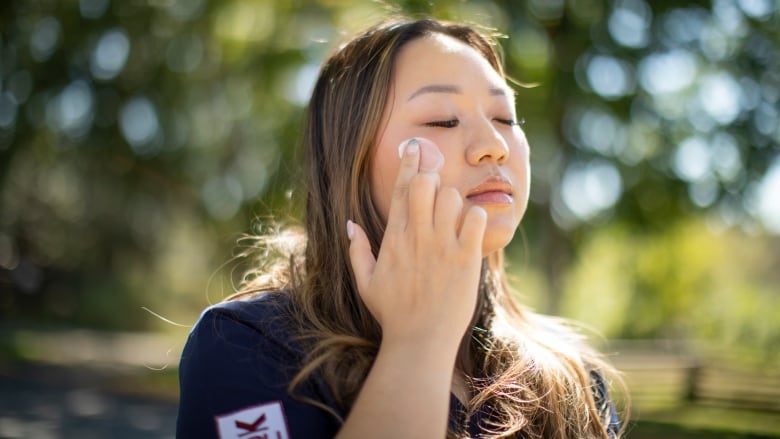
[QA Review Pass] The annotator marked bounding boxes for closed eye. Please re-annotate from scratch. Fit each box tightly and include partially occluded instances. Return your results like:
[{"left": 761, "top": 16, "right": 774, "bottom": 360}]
[
  {"left": 495, "top": 117, "right": 525, "bottom": 127},
  {"left": 425, "top": 119, "right": 459, "bottom": 128}
]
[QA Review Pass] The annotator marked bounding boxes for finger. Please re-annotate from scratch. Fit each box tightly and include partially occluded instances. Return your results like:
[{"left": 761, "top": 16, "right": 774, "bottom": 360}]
[
  {"left": 458, "top": 206, "right": 487, "bottom": 252},
  {"left": 347, "top": 220, "right": 376, "bottom": 296},
  {"left": 433, "top": 187, "right": 462, "bottom": 235},
  {"left": 385, "top": 138, "right": 422, "bottom": 233},
  {"left": 418, "top": 139, "right": 444, "bottom": 173},
  {"left": 408, "top": 173, "right": 439, "bottom": 230}
]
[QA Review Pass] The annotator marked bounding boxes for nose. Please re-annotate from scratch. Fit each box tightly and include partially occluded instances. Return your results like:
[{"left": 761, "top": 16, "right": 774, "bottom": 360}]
[{"left": 466, "top": 118, "right": 509, "bottom": 165}]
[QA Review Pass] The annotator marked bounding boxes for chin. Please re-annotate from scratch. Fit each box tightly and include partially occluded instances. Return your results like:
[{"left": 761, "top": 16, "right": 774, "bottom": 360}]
[{"left": 480, "top": 223, "right": 519, "bottom": 257}]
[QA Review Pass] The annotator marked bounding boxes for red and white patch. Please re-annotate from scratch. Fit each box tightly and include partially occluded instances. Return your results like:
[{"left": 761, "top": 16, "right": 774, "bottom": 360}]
[{"left": 215, "top": 401, "right": 290, "bottom": 439}]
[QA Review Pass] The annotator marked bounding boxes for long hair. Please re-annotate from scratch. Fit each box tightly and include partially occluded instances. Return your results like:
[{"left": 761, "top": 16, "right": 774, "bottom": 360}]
[{"left": 236, "top": 18, "right": 624, "bottom": 438}]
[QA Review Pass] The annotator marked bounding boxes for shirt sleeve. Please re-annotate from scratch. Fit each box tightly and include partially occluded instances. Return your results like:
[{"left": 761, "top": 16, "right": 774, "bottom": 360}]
[{"left": 176, "top": 303, "right": 341, "bottom": 439}]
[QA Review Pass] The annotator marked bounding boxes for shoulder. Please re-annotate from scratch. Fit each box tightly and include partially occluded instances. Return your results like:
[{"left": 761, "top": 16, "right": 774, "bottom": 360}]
[
  {"left": 191, "top": 292, "right": 299, "bottom": 353},
  {"left": 180, "top": 292, "right": 303, "bottom": 372},
  {"left": 203, "top": 291, "right": 295, "bottom": 331},
  {"left": 177, "top": 292, "right": 340, "bottom": 438}
]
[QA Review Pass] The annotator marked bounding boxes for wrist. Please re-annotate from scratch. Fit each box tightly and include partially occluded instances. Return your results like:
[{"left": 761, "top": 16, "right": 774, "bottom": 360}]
[{"left": 378, "top": 331, "right": 462, "bottom": 368}]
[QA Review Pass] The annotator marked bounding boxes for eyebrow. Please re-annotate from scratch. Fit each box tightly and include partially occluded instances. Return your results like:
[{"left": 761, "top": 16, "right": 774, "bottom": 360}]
[{"left": 407, "top": 84, "right": 513, "bottom": 101}]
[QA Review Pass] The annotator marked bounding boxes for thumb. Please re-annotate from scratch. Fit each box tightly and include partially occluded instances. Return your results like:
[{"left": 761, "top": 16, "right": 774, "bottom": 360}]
[{"left": 347, "top": 220, "right": 376, "bottom": 295}]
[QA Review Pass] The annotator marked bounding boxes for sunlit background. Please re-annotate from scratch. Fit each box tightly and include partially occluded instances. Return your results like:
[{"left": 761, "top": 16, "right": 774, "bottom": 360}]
[{"left": 1, "top": 0, "right": 779, "bottom": 437}]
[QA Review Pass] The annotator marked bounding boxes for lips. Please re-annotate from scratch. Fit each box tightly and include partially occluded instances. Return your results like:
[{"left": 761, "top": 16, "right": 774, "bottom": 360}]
[{"left": 466, "top": 176, "right": 513, "bottom": 205}]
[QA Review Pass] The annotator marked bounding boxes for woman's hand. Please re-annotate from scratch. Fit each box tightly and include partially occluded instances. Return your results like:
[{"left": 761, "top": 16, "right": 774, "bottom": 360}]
[
  {"left": 338, "top": 137, "right": 485, "bottom": 439},
  {"left": 347, "top": 137, "right": 487, "bottom": 347}
]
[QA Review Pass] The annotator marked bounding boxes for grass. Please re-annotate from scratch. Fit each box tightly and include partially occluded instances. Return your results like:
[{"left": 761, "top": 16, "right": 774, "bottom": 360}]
[{"left": 628, "top": 420, "right": 780, "bottom": 439}]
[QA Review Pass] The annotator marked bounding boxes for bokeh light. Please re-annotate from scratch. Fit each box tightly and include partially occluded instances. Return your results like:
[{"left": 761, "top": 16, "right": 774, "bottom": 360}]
[
  {"left": 608, "top": 0, "right": 652, "bottom": 49},
  {"left": 29, "top": 16, "right": 61, "bottom": 62},
  {"left": 119, "top": 97, "right": 161, "bottom": 155},
  {"left": 45, "top": 80, "right": 95, "bottom": 141},
  {"left": 560, "top": 159, "right": 623, "bottom": 222},
  {"left": 91, "top": 29, "right": 131, "bottom": 80}
]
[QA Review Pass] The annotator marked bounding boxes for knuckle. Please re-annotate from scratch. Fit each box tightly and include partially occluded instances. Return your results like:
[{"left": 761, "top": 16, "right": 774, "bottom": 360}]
[
  {"left": 409, "top": 174, "right": 431, "bottom": 192},
  {"left": 381, "top": 238, "right": 399, "bottom": 254},
  {"left": 392, "top": 183, "right": 408, "bottom": 200}
]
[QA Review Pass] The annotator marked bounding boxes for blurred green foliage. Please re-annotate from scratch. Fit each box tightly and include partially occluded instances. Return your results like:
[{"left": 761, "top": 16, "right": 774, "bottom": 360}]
[{"left": 0, "top": 0, "right": 778, "bottom": 362}]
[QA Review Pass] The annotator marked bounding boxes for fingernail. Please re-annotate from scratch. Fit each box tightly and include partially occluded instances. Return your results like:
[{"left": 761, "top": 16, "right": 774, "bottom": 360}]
[
  {"left": 346, "top": 220, "right": 355, "bottom": 240},
  {"left": 398, "top": 138, "right": 420, "bottom": 158}
]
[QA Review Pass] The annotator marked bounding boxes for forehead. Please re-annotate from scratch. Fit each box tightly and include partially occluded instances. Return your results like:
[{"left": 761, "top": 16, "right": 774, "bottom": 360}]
[{"left": 392, "top": 33, "right": 506, "bottom": 91}]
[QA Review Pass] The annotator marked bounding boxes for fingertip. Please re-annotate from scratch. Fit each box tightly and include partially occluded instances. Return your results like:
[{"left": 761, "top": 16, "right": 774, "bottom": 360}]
[
  {"left": 346, "top": 220, "right": 375, "bottom": 291},
  {"left": 398, "top": 137, "right": 420, "bottom": 159},
  {"left": 347, "top": 220, "right": 368, "bottom": 246},
  {"left": 460, "top": 205, "right": 487, "bottom": 246},
  {"left": 463, "top": 205, "right": 487, "bottom": 223},
  {"left": 472, "top": 205, "right": 487, "bottom": 220}
]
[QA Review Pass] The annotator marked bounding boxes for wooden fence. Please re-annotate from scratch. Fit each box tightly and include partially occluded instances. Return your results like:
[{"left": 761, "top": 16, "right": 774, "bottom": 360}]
[{"left": 608, "top": 340, "right": 780, "bottom": 413}]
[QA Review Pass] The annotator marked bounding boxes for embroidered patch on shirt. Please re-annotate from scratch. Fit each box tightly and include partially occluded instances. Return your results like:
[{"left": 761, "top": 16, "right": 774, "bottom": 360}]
[{"left": 215, "top": 401, "right": 290, "bottom": 439}]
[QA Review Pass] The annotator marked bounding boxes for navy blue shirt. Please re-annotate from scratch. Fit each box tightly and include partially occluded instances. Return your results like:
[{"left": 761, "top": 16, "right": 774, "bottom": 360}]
[{"left": 177, "top": 294, "right": 620, "bottom": 438}]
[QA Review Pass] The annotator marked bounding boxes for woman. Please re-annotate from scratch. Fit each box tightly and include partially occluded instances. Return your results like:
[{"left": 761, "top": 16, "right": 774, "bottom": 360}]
[{"left": 177, "top": 17, "right": 623, "bottom": 439}]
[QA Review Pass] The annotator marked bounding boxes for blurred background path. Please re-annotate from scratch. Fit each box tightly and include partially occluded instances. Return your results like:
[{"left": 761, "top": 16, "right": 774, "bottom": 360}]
[
  {"left": 0, "top": 329, "right": 179, "bottom": 439},
  {"left": 0, "top": 362, "right": 176, "bottom": 439}
]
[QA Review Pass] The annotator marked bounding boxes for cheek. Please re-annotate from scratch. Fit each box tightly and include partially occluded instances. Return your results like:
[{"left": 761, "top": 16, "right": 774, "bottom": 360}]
[
  {"left": 436, "top": 149, "right": 464, "bottom": 189},
  {"left": 511, "top": 141, "right": 531, "bottom": 203}
]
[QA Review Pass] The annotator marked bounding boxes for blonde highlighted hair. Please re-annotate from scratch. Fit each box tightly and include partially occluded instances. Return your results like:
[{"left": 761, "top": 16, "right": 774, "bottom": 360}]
[{"left": 234, "top": 18, "right": 625, "bottom": 438}]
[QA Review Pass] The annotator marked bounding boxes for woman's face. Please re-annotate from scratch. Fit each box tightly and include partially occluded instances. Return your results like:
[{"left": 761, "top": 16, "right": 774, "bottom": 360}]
[{"left": 370, "top": 33, "right": 531, "bottom": 256}]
